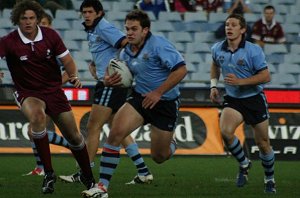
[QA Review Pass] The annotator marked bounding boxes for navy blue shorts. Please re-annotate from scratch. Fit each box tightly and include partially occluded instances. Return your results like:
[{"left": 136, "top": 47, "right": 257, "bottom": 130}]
[
  {"left": 127, "top": 90, "right": 180, "bottom": 131},
  {"left": 93, "top": 81, "right": 129, "bottom": 113},
  {"left": 223, "top": 93, "right": 269, "bottom": 125}
]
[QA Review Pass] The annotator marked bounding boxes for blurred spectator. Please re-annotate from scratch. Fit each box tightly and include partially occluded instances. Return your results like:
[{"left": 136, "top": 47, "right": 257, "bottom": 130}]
[
  {"left": 225, "top": 0, "right": 251, "bottom": 14},
  {"left": 39, "top": 0, "right": 74, "bottom": 17},
  {"left": 39, "top": 12, "right": 53, "bottom": 27},
  {"left": 251, "top": 5, "right": 286, "bottom": 48},
  {"left": 0, "top": 70, "right": 3, "bottom": 84},
  {"left": 168, "top": 0, "right": 196, "bottom": 13},
  {"left": 0, "top": 0, "right": 20, "bottom": 10},
  {"left": 134, "top": 0, "right": 170, "bottom": 19},
  {"left": 215, "top": 6, "right": 252, "bottom": 41},
  {"left": 195, "top": 0, "right": 223, "bottom": 13},
  {"left": 0, "top": 0, "right": 73, "bottom": 17}
]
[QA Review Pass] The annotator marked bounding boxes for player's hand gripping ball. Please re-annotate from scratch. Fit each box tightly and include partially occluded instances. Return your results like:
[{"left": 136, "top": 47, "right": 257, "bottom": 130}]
[{"left": 107, "top": 58, "right": 133, "bottom": 88}]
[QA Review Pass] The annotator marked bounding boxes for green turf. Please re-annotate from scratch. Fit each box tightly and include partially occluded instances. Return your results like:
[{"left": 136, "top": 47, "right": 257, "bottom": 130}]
[{"left": 0, "top": 154, "right": 299, "bottom": 198}]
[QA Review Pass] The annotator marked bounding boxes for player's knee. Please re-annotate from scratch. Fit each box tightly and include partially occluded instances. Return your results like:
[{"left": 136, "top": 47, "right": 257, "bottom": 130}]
[
  {"left": 256, "top": 140, "right": 271, "bottom": 154},
  {"left": 151, "top": 153, "right": 168, "bottom": 164},
  {"left": 220, "top": 127, "right": 234, "bottom": 143},
  {"left": 106, "top": 129, "right": 126, "bottom": 146},
  {"left": 68, "top": 134, "right": 84, "bottom": 146},
  {"left": 30, "top": 113, "right": 46, "bottom": 128}
]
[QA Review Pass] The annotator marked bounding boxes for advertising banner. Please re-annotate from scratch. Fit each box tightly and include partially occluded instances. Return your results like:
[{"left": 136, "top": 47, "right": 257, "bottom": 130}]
[
  {"left": 0, "top": 106, "right": 224, "bottom": 155},
  {"left": 0, "top": 106, "right": 299, "bottom": 160}
]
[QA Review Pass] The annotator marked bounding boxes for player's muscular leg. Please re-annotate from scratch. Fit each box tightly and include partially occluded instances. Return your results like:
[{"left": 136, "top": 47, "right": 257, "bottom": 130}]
[
  {"left": 86, "top": 105, "right": 112, "bottom": 161},
  {"left": 21, "top": 97, "right": 47, "bottom": 132},
  {"left": 51, "top": 111, "right": 81, "bottom": 146},
  {"left": 220, "top": 108, "right": 243, "bottom": 145},
  {"left": 252, "top": 120, "right": 272, "bottom": 154},
  {"left": 107, "top": 103, "right": 143, "bottom": 147},
  {"left": 150, "top": 127, "right": 173, "bottom": 164}
]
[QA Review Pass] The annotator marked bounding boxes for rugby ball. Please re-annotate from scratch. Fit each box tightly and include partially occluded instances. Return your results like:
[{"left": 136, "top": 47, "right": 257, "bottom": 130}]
[{"left": 107, "top": 58, "right": 133, "bottom": 88}]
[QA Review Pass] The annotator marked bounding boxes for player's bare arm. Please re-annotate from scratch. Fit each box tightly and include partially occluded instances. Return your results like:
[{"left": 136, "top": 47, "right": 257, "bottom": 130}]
[
  {"left": 60, "top": 53, "right": 82, "bottom": 88},
  {"left": 224, "top": 68, "right": 271, "bottom": 86},
  {"left": 88, "top": 61, "right": 98, "bottom": 80},
  {"left": 210, "top": 62, "right": 221, "bottom": 104},
  {"left": 142, "top": 65, "right": 187, "bottom": 109}
]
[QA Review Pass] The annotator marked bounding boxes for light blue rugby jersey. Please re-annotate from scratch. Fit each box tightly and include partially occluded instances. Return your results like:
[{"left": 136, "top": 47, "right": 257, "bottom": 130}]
[
  {"left": 211, "top": 39, "right": 268, "bottom": 98},
  {"left": 87, "top": 17, "right": 126, "bottom": 79},
  {"left": 120, "top": 32, "right": 185, "bottom": 100}
]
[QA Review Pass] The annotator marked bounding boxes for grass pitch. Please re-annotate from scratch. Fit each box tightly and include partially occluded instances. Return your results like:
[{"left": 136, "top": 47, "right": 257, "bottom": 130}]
[{"left": 0, "top": 154, "right": 299, "bottom": 198}]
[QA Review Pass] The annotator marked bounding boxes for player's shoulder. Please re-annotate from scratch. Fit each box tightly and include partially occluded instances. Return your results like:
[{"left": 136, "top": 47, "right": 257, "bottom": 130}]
[
  {"left": 99, "top": 18, "right": 120, "bottom": 31},
  {"left": 211, "top": 40, "right": 224, "bottom": 51},
  {"left": 40, "top": 26, "right": 60, "bottom": 38},
  {"left": 245, "top": 41, "right": 263, "bottom": 52},
  {"left": 1, "top": 29, "right": 18, "bottom": 41},
  {"left": 150, "top": 33, "right": 173, "bottom": 48}
]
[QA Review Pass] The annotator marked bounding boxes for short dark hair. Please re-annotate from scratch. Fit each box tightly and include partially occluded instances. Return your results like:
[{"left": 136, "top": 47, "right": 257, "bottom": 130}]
[
  {"left": 226, "top": 13, "right": 247, "bottom": 30},
  {"left": 264, "top": 5, "right": 275, "bottom": 12},
  {"left": 80, "top": 0, "right": 103, "bottom": 14},
  {"left": 41, "top": 12, "right": 53, "bottom": 25},
  {"left": 125, "top": 9, "right": 150, "bottom": 29},
  {"left": 11, "top": 0, "right": 44, "bottom": 26}
]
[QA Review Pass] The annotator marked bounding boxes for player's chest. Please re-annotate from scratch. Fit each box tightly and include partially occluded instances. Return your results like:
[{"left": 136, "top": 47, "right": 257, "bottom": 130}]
[
  {"left": 11, "top": 41, "right": 54, "bottom": 62},
  {"left": 216, "top": 51, "right": 248, "bottom": 69}
]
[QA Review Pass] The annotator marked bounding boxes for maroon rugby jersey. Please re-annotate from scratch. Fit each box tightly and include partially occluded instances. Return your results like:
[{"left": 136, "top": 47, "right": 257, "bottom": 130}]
[
  {"left": 251, "top": 19, "right": 286, "bottom": 43},
  {"left": 0, "top": 26, "right": 68, "bottom": 93},
  {"left": 196, "top": 0, "right": 223, "bottom": 12}
]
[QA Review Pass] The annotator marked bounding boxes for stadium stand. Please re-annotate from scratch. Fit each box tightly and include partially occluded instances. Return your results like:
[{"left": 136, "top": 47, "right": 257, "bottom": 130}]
[
  {"left": 55, "top": 9, "right": 80, "bottom": 20},
  {"left": 52, "top": 19, "right": 72, "bottom": 30},
  {"left": 0, "top": 0, "right": 300, "bottom": 88},
  {"left": 264, "top": 44, "right": 288, "bottom": 55}
]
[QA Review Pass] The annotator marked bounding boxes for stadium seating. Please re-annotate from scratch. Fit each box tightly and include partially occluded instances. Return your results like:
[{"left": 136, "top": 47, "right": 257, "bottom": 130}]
[
  {"left": 183, "top": 53, "right": 203, "bottom": 64},
  {"left": 264, "top": 44, "right": 288, "bottom": 55},
  {"left": 271, "top": 73, "right": 297, "bottom": 87},
  {"left": 290, "top": 44, "right": 300, "bottom": 54},
  {"left": 194, "top": 32, "right": 216, "bottom": 43},
  {"left": 0, "top": 59, "right": 7, "bottom": 70},
  {"left": 271, "top": 0, "right": 295, "bottom": 6},
  {"left": 0, "top": 18, "right": 14, "bottom": 29},
  {"left": 63, "top": 30, "right": 86, "bottom": 41},
  {"left": 55, "top": 10, "right": 80, "bottom": 20},
  {"left": 65, "top": 40, "right": 80, "bottom": 51},
  {"left": 52, "top": 19, "right": 72, "bottom": 30},
  {"left": 208, "top": 13, "right": 229, "bottom": 23},
  {"left": 244, "top": 13, "right": 259, "bottom": 23},
  {"left": 112, "top": 1, "right": 134, "bottom": 12},
  {"left": 2, "top": 8, "right": 12, "bottom": 18},
  {"left": 283, "top": 54, "right": 300, "bottom": 64},
  {"left": 186, "top": 43, "right": 211, "bottom": 54},
  {"left": 0, "top": 29, "right": 7, "bottom": 36},
  {"left": 169, "top": 32, "right": 193, "bottom": 43},
  {"left": 158, "top": 12, "right": 182, "bottom": 22},
  {"left": 0, "top": 0, "right": 299, "bottom": 88},
  {"left": 278, "top": 63, "right": 300, "bottom": 74},
  {"left": 72, "top": 51, "right": 93, "bottom": 62},
  {"left": 282, "top": 23, "right": 299, "bottom": 34},
  {"left": 184, "top": 12, "right": 207, "bottom": 23},
  {"left": 173, "top": 43, "right": 186, "bottom": 54},
  {"left": 185, "top": 62, "right": 197, "bottom": 73},
  {"left": 285, "top": 15, "right": 300, "bottom": 24},
  {"left": 105, "top": 11, "right": 128, "bottom": 23},
  {"left": 268, "top": 63, "right": 277, "bottom": 74},
  {"left": 151, "top": 21, "right": 175, "bottom": 33}
]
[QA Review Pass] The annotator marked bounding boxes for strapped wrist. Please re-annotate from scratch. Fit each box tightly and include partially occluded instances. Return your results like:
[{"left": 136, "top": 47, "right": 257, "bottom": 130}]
[
  {"left": 69, "top": 73, "right": 78, "bottom": 78},
  {"left": 210, "top": 78, "right": 218, "bottom": 88}
]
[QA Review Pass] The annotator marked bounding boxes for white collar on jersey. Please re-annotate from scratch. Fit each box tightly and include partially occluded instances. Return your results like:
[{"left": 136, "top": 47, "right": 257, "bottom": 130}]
[{"left": 17, "top": 25, "right": 43, "bottom": 44}]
